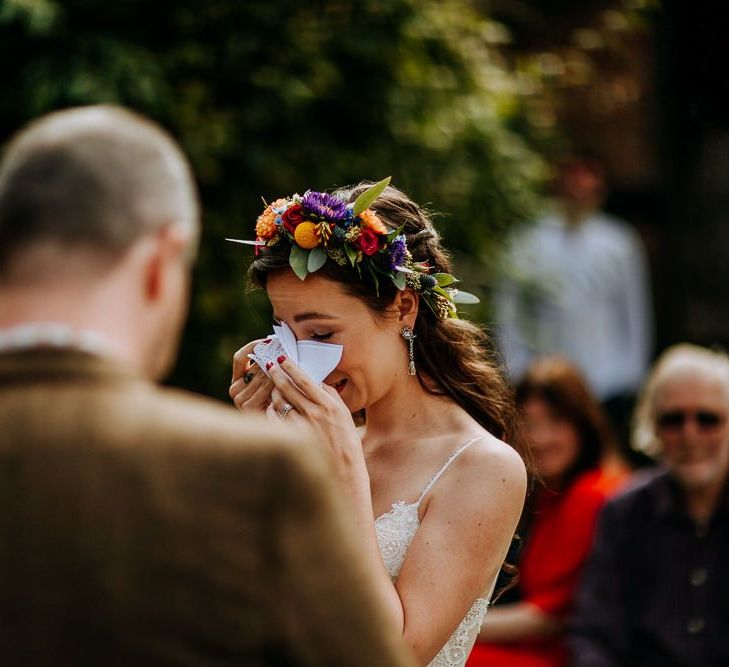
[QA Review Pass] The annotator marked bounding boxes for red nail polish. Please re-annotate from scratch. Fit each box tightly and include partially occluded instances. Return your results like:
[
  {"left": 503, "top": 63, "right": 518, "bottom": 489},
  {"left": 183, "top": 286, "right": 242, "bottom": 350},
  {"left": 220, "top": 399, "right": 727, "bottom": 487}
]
[
  {"left": 265, "top": 362, "right": 273, "bottom": 371},
  {"left": 277, "top": 355, "right": 286, "bottom": 364}
]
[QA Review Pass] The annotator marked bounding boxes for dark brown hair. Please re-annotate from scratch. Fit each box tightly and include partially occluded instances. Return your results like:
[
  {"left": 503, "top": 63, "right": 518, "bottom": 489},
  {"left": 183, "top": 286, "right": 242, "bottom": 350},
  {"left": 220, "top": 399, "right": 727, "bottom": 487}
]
[
  {"left": 516, "top": 356, "right": 616, "bottom": 485},
  {"left": 250, "top": 182, "right": 525, "bottom": 456}
]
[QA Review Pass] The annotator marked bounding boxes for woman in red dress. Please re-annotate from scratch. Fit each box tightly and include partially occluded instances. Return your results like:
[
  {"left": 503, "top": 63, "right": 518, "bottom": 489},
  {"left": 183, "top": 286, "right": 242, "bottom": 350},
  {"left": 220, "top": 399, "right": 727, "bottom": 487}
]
[{"left": 467, "top": 357, "right": 629, "bottom": 667}]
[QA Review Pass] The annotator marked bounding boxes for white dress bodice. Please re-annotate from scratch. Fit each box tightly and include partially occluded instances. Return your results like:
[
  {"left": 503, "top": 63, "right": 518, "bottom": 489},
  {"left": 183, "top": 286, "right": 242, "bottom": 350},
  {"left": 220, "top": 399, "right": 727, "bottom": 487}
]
[{"left": 374, "top": 438, "right": 493, "bottom": 667}]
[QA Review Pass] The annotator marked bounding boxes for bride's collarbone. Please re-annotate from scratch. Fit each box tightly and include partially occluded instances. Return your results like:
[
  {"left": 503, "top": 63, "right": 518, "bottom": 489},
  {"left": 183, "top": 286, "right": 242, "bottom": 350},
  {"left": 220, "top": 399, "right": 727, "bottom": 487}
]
[{"left": 369, "top": 433, "right": 484, "bottom": 518}]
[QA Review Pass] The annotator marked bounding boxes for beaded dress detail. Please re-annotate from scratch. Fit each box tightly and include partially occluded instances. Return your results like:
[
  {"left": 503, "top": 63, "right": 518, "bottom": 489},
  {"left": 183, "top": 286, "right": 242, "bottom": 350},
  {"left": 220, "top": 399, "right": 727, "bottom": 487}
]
[{"left": 374, "top": 438, "right": 492, "bottom": 667}]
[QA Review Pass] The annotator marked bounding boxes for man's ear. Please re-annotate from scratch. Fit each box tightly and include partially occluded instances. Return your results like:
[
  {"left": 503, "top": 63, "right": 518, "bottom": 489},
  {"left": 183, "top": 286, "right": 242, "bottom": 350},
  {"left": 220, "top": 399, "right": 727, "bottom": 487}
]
[
  {"left": 143, "top": 224, "right": 191, "bottom": 302},
  {"left": 392, "top": 288, "right": 419, "bottom": 327}
]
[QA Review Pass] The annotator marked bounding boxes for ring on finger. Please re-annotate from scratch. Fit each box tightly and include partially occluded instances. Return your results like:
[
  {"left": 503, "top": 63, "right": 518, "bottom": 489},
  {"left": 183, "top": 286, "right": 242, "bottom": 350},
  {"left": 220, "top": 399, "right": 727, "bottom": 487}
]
[
  {"left": 244, "top": 371, "right": 255, "bottom": 384},
  {"left": 278, "top": 402, "right": 294, "bottom": 420}
]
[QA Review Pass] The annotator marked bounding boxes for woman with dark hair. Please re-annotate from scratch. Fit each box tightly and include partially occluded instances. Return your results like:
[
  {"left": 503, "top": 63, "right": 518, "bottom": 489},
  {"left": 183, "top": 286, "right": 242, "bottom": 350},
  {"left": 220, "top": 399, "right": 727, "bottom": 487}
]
[
  {"left": 467, "top": 357, "right": 628, "bottom": 667},
  {"left": 229, "top": 181, "right": 527, "bottom": 666}
]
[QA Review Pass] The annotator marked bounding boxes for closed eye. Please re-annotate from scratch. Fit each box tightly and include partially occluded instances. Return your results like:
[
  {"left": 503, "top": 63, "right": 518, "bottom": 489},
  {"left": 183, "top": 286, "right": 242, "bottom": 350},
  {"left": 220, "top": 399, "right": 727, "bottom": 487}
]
[{"left": 311, "top": 332, "right": 334, "bottom": 341}]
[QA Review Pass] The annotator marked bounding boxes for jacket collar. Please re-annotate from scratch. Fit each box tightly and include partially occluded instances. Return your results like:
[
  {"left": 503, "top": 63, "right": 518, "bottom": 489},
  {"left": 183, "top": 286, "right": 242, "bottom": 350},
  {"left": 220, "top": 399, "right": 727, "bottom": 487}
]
[{"left": 0, "top": 347, "right": 144, "bottom": 387}]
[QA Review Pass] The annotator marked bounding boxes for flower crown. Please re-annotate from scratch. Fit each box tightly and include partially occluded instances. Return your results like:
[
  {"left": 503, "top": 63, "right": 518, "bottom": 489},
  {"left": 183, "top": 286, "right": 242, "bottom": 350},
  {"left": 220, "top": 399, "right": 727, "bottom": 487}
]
[{"left": 227, "top": 177, "right": 478, "bottom": 320}]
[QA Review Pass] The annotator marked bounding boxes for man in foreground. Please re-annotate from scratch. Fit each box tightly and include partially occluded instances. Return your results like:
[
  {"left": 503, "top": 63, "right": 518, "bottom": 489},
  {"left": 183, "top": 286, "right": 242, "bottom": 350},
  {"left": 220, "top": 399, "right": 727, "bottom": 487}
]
[{"left": 0, "top": 106, "right": 413, "bottom": 666}]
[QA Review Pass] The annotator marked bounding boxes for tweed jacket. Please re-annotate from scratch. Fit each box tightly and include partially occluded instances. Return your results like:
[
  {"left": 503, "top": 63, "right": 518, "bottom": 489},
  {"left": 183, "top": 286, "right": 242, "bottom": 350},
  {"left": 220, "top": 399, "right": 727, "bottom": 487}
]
[{"left": 0, "top": 348, "right": 412, "bottom": 667}]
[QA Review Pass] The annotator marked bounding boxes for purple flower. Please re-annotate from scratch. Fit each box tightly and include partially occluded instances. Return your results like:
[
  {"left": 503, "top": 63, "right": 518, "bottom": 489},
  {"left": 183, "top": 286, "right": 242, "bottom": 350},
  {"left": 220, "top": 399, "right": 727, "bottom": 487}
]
[
  {"left": 387, "top": 235, "right": 408, "bottom": 270},
  {"left": 301, "top": 191, "right": 348, "bottom": 221}
]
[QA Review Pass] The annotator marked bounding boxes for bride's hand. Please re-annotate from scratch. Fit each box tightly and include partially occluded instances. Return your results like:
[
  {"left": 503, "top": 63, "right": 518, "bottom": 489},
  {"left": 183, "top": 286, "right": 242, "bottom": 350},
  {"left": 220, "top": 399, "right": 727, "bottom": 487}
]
[
  {"left": 229, "top": 339, "right": 275, "bottom": 412},
  {"left": 266, "top": 357, "right": 365, "bottom": 478}
]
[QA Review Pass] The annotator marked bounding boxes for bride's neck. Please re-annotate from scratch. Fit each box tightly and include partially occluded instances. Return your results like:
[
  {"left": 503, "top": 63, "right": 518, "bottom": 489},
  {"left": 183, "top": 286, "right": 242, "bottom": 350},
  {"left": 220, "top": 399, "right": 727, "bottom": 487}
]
[{"left": 362, "top": 373, "right": 465, "bottom": 455}]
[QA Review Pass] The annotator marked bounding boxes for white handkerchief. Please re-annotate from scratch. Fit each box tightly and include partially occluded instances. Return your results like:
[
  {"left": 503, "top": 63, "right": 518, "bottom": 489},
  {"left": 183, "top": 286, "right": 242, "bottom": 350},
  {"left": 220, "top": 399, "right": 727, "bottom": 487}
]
[
  {"left": 248, "top": 321, "right": 343, "bottom": 384},
  {"left": 251, "top": 337, "right": 287, "bottom": 368},
  {"left": 296, "top": 341, "right": 345, "bottom": 383}
]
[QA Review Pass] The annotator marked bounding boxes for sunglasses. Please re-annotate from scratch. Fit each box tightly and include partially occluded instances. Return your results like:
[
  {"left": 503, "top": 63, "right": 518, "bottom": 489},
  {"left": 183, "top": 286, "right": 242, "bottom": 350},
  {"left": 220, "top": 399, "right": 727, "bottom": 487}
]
[{"left": 656, "top": 410, "right": 726, "bottom": 432}]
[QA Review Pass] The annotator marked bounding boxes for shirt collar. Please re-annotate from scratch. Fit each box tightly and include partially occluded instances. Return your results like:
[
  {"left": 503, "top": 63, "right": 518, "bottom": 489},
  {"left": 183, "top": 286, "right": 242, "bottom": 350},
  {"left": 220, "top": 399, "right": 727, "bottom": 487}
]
[
  {"left": 652, "top": 467, "right": 729, "bottom": 522},
  {"left": 0, "top": 322, "right": 120, "bottom": 360}
]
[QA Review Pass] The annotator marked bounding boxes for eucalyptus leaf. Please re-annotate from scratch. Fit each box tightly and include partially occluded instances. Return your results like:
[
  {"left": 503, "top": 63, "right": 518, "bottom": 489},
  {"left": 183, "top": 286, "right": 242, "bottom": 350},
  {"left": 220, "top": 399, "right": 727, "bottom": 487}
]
[
  {"left": 452, "top": 290, "right": 480, "bottom": 304},
  {"left": 307, "top": 247, "right": 327, "bottom": 272},
  {"left": 434, "top": 273, "right": 458, "bottom": 287},
  {"left": 393, "top": 271, "right": 407, "bottom": 291},
  {"left": 289, "top": 246, "right": 310, "bottom": 280},
  {"left": 353, "top": 176, "right": 391, "bottom": 216}
]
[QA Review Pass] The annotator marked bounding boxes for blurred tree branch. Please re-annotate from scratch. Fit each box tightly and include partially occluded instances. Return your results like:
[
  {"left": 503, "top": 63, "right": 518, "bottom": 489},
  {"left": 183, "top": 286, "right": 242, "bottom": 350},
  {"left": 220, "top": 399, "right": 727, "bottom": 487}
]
[{"left": 0, "top": 0, "right": 550, "bottom": 397}]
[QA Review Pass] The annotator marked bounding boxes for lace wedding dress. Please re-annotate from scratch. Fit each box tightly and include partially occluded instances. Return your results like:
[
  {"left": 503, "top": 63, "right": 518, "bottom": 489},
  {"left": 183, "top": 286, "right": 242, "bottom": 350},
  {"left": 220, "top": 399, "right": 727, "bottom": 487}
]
[{"left": 374, "top": 437, "right": 494, "bottom": 667}]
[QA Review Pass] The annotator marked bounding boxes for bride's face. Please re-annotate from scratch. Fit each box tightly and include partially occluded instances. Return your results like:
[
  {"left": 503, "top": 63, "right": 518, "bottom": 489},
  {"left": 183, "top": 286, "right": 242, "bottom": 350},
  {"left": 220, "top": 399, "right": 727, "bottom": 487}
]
[{"left": 266, "top": 269, "right": 409, "bottom": 412}]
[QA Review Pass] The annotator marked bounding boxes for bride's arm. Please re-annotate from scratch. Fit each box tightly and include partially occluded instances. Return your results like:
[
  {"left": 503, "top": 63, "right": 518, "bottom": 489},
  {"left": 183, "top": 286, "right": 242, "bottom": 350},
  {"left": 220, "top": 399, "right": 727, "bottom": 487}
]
[
  {"left": 394, "top": 440, "right": 526, "bottom": 663},
  {"left": 267, "top": 358, "right": 526, "bottom": 664},
  {"left": 477, "top": 602, "right": 562, "bottom": 642}
]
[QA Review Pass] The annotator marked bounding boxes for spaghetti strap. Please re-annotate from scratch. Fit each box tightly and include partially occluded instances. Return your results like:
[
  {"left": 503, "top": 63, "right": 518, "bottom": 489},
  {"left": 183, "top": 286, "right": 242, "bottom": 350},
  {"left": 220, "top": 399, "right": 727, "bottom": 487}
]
[{"left": 415, "top": 436, "right": 483, "bottom": 506}]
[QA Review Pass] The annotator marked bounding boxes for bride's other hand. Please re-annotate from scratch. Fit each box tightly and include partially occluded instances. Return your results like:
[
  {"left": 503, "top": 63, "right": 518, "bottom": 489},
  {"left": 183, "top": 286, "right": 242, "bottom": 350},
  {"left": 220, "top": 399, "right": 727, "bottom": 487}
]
[
  {"left": 229, "top": 339, "right": 274, "bottom": 412},
  {"left": 265, "top": 387, "right": 312, "bottom": 428},
  {"left": 267, "top": 356, "right": 365, "bottom": 479}
]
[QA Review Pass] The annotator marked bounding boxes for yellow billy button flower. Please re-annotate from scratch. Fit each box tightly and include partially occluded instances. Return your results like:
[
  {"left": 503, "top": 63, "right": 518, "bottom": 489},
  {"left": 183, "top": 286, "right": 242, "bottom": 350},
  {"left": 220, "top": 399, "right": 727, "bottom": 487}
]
[{"left": 294, "top": 221, "right": 321, "bottom": 249}]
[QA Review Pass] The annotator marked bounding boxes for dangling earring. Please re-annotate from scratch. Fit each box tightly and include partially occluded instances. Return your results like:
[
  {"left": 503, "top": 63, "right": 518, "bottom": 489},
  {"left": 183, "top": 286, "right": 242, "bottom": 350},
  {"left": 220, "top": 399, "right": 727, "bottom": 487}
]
[{"left": 401, "top": 326, "right": 417, "bottom": 376}]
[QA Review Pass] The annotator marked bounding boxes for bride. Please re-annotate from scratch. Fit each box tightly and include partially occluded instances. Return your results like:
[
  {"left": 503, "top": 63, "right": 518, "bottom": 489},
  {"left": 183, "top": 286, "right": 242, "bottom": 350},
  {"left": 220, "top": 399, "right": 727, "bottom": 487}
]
[{"left": 230, "top": 180, "right": 527, "bottom": 666}]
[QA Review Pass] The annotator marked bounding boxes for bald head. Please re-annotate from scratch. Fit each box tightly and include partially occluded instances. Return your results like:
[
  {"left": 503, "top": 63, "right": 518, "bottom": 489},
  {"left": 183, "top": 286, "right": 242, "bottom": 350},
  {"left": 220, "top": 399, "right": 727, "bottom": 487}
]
[{"left": 0, "top": 105, "right": 199, "bottom": 282}]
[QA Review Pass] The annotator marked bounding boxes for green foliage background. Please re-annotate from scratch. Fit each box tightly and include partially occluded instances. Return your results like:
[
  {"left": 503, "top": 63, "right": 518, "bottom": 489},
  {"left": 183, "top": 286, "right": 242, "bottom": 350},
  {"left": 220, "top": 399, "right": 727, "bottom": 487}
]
[{"left": 0, "top": 0, "right": 546, "bottom": 399}]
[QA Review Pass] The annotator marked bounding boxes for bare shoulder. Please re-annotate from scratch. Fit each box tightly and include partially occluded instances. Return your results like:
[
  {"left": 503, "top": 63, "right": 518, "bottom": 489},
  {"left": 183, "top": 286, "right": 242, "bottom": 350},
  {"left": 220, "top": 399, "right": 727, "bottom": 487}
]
[
  {"left": 430, "top": 431, "right": 527, "bottom": 521},
  {"left": 472, "top": 432, "right": 526, "bottom": 479},
  {"left": 459, "top": 432, "right": 526, "bottom": 491}
]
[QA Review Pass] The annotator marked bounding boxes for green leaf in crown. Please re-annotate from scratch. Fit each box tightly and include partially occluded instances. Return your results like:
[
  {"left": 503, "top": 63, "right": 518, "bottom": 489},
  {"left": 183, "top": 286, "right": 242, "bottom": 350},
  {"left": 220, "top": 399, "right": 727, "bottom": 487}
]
[
  {"left": 307, "top": 247, "right": 328, "bottom": 273},
  {"left": 289, "top": 245, "right": 310, "bottom": 280},
  {"left": 352, "top": 176, "right": 391, "bottom": 217},
  {"left": 228, "top": 177, "right": 479, "bottom": 320}
]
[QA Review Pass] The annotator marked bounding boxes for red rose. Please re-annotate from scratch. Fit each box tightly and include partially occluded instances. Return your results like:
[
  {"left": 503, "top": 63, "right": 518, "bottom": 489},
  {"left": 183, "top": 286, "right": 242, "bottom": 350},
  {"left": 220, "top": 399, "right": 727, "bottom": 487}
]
[
  {"left": 357, "top": 227, "right": 382, "bottom": 256},
  {"left": 282, "top": 203, "right": 306, "bottom": 234}
]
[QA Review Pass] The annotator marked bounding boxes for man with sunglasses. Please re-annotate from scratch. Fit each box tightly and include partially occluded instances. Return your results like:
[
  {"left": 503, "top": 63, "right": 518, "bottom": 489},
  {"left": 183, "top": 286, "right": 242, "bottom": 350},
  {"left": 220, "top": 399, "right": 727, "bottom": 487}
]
[{"left": 570, "top": 344, "right": 729, "bottom": 667}]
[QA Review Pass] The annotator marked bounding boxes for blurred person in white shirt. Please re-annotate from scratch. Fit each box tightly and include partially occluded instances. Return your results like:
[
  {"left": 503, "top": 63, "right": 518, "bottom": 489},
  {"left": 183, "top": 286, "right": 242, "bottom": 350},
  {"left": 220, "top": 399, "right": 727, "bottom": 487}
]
[{"left": 495, "top": 153, "right": 653, "bottom": 452}]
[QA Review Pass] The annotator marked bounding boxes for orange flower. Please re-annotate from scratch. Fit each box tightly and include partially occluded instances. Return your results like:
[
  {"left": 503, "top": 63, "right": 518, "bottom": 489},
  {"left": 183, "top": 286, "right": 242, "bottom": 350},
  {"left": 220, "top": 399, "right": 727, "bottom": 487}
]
[
  {"left": 294, "top": 221, "right": 321, "bottom": 249},
  {"left": 256, "top": 207, "right": 278, "bottom": 239},
  {"left": 255, "top": 198, "right": 289, "bottom": 239},
  {"left": 359, "top": 209, "right": 388, "bottom": 235},
  {"left": 270, "top": 197, "right": 288, "bottom": 210}
]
